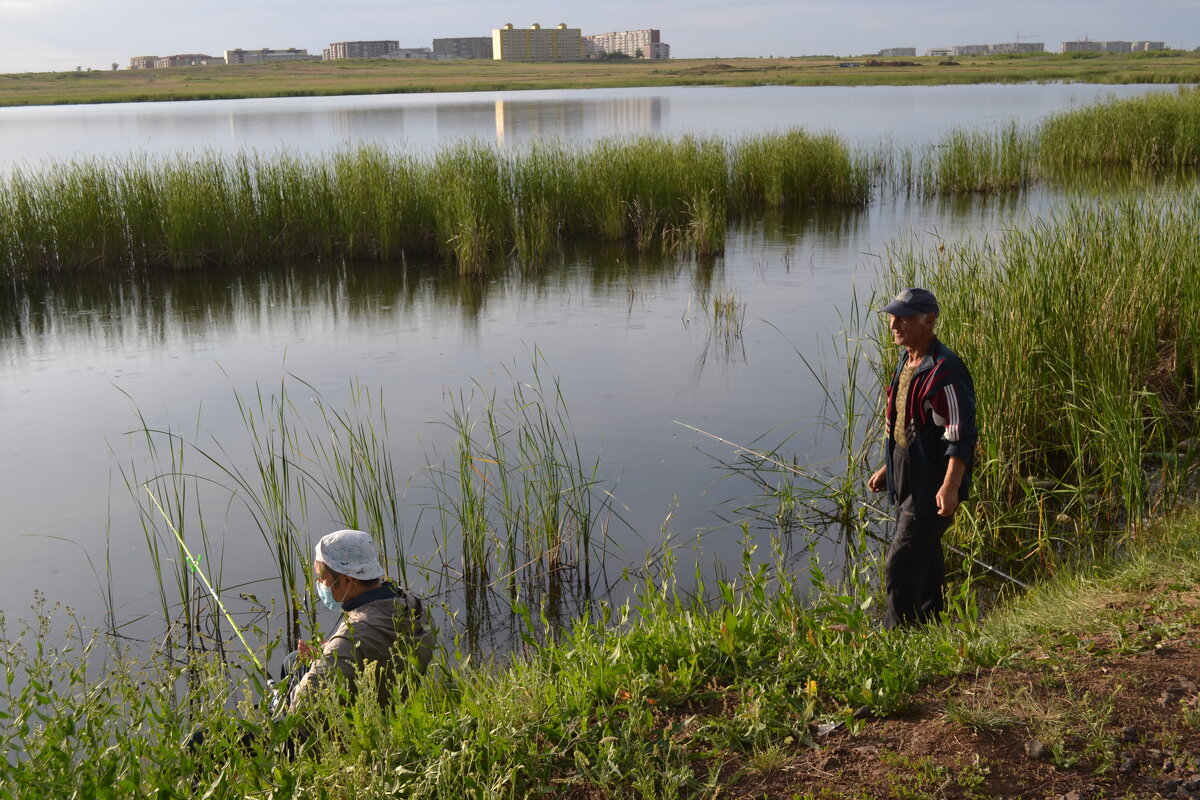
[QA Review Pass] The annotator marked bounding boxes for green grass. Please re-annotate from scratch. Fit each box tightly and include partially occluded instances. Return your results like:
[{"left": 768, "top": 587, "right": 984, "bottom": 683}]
[{"left": 7, "top": 497, "right": 1200, "bottom": 799}]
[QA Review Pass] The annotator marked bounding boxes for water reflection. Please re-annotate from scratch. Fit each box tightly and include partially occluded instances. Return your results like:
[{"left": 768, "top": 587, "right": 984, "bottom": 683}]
[{"left": 0, "top": 243, "right": 712, "bottom": 361}]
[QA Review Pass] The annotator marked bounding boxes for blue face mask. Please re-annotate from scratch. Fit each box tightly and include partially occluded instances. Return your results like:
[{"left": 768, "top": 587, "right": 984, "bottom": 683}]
[{"left": 316, "top": 576, "right": 342, "bottom": 611}]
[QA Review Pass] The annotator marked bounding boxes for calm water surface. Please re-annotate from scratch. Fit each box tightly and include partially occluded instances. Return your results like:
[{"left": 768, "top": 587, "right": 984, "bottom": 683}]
[
  {"left": 0, "top": 83, "right": 1155, "bottom": 656},
  {"left": 0, "top": 83, "right": 1171, "bottom": 170}
]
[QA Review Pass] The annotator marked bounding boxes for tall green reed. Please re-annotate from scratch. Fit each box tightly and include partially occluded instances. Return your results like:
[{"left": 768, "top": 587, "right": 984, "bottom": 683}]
[
  {"left": 0, "top": 130, "right": 876, "bottom": 279},
  {"left": 424, "top": 355, "right": 622, "bottom": 610},
  {"left": 1039, "top": 86, "right": 1200, "bottom": 172}
]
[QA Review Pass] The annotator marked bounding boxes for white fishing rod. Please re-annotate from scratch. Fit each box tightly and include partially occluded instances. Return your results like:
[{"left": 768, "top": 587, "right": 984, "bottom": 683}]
[
  {"left": 673, "top": 420, "right": 1031, "bottom": 591},
  {"left": 144, "top": 486, "right": 269, "bottom": 676}
]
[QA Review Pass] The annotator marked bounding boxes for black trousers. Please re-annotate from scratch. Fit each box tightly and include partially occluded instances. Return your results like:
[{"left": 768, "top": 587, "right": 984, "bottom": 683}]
[{"left": 884, "top": 445, "right": 952, "bottom": 629}]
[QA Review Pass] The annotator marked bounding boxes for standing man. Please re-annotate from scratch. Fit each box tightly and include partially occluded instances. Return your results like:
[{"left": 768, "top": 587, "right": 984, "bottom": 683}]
[{"left": 867, "top": 288, "right": 976, "bottom": 628}]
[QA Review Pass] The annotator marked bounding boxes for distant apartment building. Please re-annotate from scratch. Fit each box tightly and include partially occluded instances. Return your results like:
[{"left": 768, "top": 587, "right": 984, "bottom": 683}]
[
  {"left": 584, "top": 29, "right": 670, "bottom": 59},
  {"left": 927, "top": 42, "right": 1044, "bottom": 58},
  {"left": 433, "top": 37, "right": 494, "bottom": 59},
  {"left": 986, "top": 42, "right": 1044, "bottom": 54},
  {"left": 382, "top": 48, "right": 433, "bottom": 59},
  {"left": 323, "top": 41, "right": 399, "bottom": 60},
  {"left": 224, "top": 48, "right": 313, "bottom": 64},
  {"left": 1061, "top": 40, "right": 1166, "bottom": 53},
  {"left": 135, "top": 54, "right": 222, "bottom": 68},
  {"left": 876, "top": 47, "right": 916, "bottom": 58},
  {"left": 492, "top": 23, "right": 585, "bottom": 61}
]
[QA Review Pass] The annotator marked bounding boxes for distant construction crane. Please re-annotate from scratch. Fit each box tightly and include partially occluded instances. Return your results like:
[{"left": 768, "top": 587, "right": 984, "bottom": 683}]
[{"left": 1013, "top": 31, "right": 1040, "bottom": 43}]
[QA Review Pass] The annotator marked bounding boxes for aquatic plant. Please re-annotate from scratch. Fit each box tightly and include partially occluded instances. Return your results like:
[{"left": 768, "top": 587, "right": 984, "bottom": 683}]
[
  {"left": 1039, "top": 86, "right": 1200, "bottom": 171},
  {"left": 0, "top": 131, "right": 869, "bottom": 278},
  {"left": 918, "top": 122, "right": 1036, "bottom": 195}
]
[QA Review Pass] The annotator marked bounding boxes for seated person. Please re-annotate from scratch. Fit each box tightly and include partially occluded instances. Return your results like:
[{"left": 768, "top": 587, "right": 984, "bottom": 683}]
[{"left": 284, "top": 529, "right": 434, "bottom": 713}]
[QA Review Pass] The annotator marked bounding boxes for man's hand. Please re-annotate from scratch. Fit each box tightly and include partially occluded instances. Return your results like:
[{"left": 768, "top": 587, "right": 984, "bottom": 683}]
[
  {"left": 935, "top": 484, "right": 960, "bottom": 517},
  {"left": 936, "top": 456, "right": 967, "bottom": 517},
  {"left": 867, "top": 466, "right": 887, "bottom": 493}
]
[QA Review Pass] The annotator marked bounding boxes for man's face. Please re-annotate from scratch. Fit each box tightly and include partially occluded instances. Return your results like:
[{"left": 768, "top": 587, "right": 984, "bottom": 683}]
[{"left": 889, "top": 312, "right": 936, "bottom": 350}]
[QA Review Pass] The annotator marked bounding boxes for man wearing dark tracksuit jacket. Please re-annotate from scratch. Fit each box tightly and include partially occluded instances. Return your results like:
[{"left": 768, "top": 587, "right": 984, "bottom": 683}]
[{"left": 867, "top": 288, "right": 977, "bottom": 628}]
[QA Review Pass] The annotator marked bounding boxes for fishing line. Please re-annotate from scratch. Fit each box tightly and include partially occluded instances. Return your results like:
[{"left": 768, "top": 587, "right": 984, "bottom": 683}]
[{"left": 673, "top": 420, "right": 1031, "bottom": 590}]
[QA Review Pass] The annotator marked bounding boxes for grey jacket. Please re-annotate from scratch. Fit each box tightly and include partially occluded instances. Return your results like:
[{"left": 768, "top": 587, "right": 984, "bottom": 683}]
[{"left": 287, "top": 583, "right": 434, "bottom": 713}]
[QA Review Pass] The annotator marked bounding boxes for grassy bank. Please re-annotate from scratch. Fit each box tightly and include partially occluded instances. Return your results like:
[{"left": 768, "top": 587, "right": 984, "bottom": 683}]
[
  {"left": 1, "top": 52, "right": 1199, "bottom": 107},
  {"left": 5, "top": 501, "right": 1200, "bottom": 798}
]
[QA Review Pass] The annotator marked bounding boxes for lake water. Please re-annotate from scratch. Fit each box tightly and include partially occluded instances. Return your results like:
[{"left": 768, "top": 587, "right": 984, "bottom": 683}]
[
  {"left": 0, "top": 83, "right": 1174, "bottom": 658},
  {"left": 0, "top": 83, "right": 1168, "bottom": 170}
]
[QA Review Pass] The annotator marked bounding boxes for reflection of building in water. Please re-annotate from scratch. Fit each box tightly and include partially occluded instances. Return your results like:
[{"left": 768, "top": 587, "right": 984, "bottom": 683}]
[
  {"left": 492, "top": 23, "right": 585, "bottom": 61},
  {"left": 584, "top": 30, "right": 670, "bottom": 60},
  {"left": 434, "top": 37, "right": 494, "bottom": 60},
  {"left": 491, "top": 96, "right": 664, "bottom": 145},
  {"left": 326, "top": 107, "right": 406, "bottom": 138}
]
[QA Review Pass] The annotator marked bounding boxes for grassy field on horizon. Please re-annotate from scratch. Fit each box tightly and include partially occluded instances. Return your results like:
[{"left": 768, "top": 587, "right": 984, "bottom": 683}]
[{"left": 1, "top": 51, "right": 1198, "bottom": 107}]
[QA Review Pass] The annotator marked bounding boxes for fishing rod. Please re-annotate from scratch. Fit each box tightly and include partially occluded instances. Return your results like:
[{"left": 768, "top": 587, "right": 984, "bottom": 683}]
[
  {"left": 144, "top": 486, "right": 270, "bottom": 676},
  {"left": 672, "top": 420, "right": 1031, "bottom": 591}
]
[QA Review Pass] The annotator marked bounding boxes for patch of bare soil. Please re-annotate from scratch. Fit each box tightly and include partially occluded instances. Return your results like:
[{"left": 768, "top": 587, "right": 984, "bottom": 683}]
[{"left": 726, "top": 594, "right": 1200, "bottom": 799}]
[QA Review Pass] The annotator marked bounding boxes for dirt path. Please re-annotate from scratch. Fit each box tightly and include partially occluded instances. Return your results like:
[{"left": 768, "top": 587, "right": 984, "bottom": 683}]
[{"left": 723, "top": 588, "right": 1200, "bottom": 798}]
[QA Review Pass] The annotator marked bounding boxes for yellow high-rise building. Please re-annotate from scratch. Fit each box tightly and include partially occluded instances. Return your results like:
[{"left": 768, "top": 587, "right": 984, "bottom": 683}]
[{"left": 492, "top": 23, "right": 585, "bottom": 61}]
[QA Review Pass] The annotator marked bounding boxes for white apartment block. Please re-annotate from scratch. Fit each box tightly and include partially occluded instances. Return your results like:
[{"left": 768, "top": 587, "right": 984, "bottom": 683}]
[
  {"left": 584, "top": 29, "right": 669, "bottom": 59},
  {"left": 434, "top": 37, "right": 494, "bottom": 60},
  {"left": 493, "top": 23, "right": 585, "bottom": 61},
  {"left": 323, "top": 41, "right": 400, "bottom": 60},
  {"left": 927, "top": 42, "right": 1045, "bottom": 57},
  {"left": 877, "top": 48, "right": 917, "bottom": 58},
  {"left": 1061, "top": 40, "right": 1166, "bottom": 53},
  {"left": 381, "top": 48, "right": 433, "bottom": 60},
  {"left": 224, "top": 48, "right": 313, "bottom": 65}
]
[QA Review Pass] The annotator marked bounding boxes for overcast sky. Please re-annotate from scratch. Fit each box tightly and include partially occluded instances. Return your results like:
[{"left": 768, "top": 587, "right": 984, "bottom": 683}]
[{"left": 0, "top": 0, "right": 1195, "bottom": 73}]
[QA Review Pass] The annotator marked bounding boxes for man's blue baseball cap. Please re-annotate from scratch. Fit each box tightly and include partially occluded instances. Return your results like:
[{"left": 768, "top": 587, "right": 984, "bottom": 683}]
[{"left": 881, "top": 287, "right": 939, "bottom": 317}]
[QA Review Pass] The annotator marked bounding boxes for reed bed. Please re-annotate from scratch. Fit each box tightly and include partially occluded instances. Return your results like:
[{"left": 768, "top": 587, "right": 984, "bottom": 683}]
[
  {"left": 917, "top": 122, "right": 1036, "bottom": 195},
  {"left": 0, "top": 132, "right": 870, "bottom": 279},
  {"left": 424, "top": 359, "right": 622, "bottom": 605},
  {"left": 1039, "top": 86, "right": 1200, "bottom": 171}
]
